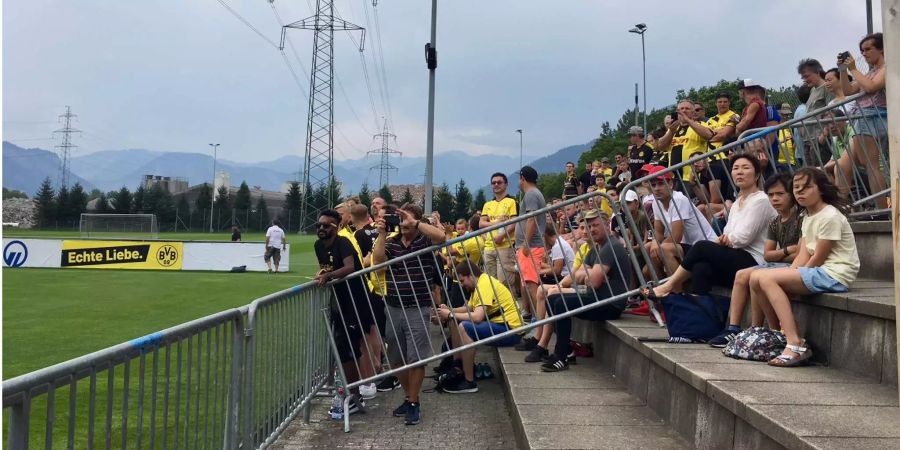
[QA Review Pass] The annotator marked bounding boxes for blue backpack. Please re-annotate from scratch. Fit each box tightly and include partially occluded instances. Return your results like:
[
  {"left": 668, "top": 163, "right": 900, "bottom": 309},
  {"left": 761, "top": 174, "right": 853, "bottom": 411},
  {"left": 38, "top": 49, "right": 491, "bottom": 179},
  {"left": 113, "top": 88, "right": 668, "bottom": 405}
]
[{"left": 661, "top": 293, "right": 731, "bottom": 343}]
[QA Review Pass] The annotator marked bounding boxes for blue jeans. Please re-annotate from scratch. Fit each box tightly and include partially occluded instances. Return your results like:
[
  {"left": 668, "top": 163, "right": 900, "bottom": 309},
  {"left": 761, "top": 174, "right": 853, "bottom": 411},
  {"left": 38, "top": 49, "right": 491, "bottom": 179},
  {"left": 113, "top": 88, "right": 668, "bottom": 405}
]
[{"left": 461, "top": 321, "right": 521, "bottom": 347}]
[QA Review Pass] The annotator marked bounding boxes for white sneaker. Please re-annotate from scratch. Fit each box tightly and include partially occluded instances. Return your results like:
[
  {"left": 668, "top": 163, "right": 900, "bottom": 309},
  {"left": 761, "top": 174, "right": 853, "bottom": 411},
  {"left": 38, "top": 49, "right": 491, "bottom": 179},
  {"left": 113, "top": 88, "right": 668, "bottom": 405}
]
[{"left": 359, "top": 383, "right": 377, "bottom": 400}]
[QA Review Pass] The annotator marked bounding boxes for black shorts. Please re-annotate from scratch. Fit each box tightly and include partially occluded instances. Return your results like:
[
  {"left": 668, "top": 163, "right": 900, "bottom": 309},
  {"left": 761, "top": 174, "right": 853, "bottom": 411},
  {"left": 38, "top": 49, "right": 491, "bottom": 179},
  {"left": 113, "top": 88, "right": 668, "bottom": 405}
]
[
  {"left": 366, "top": 293, "right": 387, "bottom": 337},
  {"left": 264, "top": 247, "right": 282, "bottom": 264},
  {"left": 333, "top": 319, "right": 363, "bottom": 364}
]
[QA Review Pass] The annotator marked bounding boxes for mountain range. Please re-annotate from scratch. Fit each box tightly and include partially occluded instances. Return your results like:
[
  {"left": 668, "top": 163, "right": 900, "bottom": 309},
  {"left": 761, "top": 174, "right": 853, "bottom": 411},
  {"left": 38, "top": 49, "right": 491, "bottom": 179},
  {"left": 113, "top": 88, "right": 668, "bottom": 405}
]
[{"left": 2, "top": 140, "right": 595, "bottom": 197}]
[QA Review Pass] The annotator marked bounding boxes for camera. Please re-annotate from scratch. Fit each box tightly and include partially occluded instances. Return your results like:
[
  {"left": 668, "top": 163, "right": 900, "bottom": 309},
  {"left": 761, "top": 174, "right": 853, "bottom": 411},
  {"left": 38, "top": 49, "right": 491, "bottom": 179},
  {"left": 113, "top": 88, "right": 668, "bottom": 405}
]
[
  {"left": 384, "top": 214, "right": 401, "bottom": 232},
  {"left": 838, "top": 51, "right": 851, "bottom": 63}
]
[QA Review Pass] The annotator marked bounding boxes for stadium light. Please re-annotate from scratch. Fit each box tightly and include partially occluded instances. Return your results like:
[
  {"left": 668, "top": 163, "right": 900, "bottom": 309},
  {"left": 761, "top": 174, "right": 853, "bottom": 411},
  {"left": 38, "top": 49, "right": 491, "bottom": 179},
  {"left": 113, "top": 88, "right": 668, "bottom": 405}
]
[{"left": 628, "top": 23, "right": 648, "bottom": 135}]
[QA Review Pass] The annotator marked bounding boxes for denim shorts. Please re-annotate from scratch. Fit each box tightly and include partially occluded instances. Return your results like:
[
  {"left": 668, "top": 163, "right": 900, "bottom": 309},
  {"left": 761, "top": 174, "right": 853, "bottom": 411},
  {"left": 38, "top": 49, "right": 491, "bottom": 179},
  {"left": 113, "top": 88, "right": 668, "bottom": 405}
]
[
  {"left": 461, "top": 321, "right": 521, "bottom": 347},
  {"left": 851, "top": 107, "right": 889, "bottom": 157},
  {"left": 799, "top": 267, "right": 849, "bottom": 294}
]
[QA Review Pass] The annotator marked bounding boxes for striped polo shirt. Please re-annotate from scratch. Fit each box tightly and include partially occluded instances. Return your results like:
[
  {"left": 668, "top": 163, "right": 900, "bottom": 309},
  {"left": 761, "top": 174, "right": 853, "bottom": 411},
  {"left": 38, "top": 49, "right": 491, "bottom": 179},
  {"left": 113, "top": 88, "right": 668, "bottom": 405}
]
[{"left": 384, "top": 232, "right": 437, "bottom": 308}]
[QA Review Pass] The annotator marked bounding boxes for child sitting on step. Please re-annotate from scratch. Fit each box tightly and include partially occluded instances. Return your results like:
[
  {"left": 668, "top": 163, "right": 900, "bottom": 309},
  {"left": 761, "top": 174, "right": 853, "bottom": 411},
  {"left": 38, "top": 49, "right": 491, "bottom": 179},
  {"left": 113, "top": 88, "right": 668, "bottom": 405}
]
[
  {"left": 748, "top": 168, "right": 859, "bottom": 367},
  {"left": 707, "top": 173, "right": 803, "bottom": 348}
]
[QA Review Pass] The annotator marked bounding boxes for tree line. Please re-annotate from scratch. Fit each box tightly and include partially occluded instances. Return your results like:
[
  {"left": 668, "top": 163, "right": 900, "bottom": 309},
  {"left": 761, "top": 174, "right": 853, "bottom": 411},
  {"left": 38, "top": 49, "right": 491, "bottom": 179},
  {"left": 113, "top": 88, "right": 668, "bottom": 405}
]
[{"left": 353, "top": 179, "right": 487, "bottom": 225}]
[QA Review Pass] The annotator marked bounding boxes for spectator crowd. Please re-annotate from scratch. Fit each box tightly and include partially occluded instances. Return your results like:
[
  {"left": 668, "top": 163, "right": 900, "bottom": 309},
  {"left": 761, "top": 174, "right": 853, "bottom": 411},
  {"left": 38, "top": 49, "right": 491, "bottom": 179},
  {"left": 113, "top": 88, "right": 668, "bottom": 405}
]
[{"left": 309, "top": 32, "right": 884, "bottom": 427}]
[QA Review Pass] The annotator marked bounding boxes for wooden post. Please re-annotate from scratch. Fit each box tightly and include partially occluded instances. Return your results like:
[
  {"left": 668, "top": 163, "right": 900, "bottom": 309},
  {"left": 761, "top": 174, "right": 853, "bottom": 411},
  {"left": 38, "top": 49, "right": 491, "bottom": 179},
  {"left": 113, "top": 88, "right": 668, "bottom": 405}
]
[{"left": 883, "top": 0, "right": 900, "bottom": 401}]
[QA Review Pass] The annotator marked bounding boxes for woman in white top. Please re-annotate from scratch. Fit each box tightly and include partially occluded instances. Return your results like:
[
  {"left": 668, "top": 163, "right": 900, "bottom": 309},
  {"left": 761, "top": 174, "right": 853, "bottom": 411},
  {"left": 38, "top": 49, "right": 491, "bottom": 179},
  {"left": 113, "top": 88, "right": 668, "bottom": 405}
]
[{"left": 646, "top": 153, "right": 776, "bottom": 297}]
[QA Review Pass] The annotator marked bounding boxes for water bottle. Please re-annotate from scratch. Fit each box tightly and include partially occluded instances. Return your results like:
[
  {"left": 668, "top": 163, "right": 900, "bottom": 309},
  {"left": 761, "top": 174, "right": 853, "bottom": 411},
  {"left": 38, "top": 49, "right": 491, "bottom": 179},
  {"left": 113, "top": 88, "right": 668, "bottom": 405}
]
[{"left": 330, "top": 378, "right": 345, "bottom": 420}]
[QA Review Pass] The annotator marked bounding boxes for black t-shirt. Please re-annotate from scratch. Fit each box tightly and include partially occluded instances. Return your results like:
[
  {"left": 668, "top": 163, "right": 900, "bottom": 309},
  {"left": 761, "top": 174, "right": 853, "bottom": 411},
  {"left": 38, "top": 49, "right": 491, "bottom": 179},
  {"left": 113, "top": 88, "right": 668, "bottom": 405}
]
[
  {"left": 578, "top": 171, "right": 593, "bottom": 194},
  {"left": 563, "top": 174, "right": 579, "bottom": 199},
  {"left": 314, "top": 236, "right": 369, "bottom": 320},
  {"left": 628, "top": 143, "right": 653, "bottom": 175},
  {"left": 697, "top": 162, "right": 735, "bottom": 202},
  {"left": 231, "top": 231, "right": 241, "bottom": 242},
  {"left": 354, "top": 224, "right": 378, "bottom": 257}
]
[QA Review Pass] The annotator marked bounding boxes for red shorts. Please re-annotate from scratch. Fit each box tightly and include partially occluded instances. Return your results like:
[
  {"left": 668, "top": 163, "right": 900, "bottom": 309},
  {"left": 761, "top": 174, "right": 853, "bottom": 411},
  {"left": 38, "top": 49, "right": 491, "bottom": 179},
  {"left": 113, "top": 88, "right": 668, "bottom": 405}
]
[{"left": 516, "top": 247, "right": 546, "bottom": 286}]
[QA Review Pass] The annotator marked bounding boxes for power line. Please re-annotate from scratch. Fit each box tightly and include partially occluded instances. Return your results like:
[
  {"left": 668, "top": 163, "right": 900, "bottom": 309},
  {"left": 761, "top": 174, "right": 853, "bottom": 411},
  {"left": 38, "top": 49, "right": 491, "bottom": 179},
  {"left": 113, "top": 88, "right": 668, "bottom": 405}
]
[
  {"left": 368, "top": 118, "right": 401, "bottom": 187},
  {"left": 372, "top": 3, "right": 395, "bottom": 133},
  {"left": 213, "top": 0, "right": 280, "bottom": 49}
]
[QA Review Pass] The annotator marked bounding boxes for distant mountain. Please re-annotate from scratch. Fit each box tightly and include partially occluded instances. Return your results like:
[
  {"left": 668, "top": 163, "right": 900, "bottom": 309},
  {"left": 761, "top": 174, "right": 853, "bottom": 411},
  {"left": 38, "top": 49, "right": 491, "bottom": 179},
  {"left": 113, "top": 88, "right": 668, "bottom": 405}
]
[
  {"left": 2, "top": 142, "right": 96, "bottom": 195},
  {"left": 491, "top": 140, "right": 596, "bottom": 195},
  {"left": 2, "top": 140, "right": 597, "bottom": 198}
]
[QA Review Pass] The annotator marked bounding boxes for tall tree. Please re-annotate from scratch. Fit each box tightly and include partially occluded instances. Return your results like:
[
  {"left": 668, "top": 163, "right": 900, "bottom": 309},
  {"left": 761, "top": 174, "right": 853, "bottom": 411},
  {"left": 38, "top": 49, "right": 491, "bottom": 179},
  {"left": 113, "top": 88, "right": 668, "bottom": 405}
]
[
  {"left": 252, "top": 195, "right": 270, "bottom": 231},
  {"left": 473, "top": 189, "right": 487, "bottom": 213},
  {"left": 88, "top": 188, "right": 103, "bottom": 201},
  {"left": 95, "top": 192, "right": 111, "bottom": 213},
  {"left": 3, "top": 187, "right": 28, "bottom": 199},
  {"left": 401, "top": 186, "right": 414, "bottom": 206},
  {"left": 284, "top": 182, "right": 302, "bottom": 233},
  {"left": 195, "top": 183, "right": 212, "bottom": 213},
  {"left": 358, "top": 183, "right": 372, "bottom": 207},
  {"left": 132, "top": 186, "right": 147, "bottom": 213},
  {"left": 146, "top": 184, "right": 175, "bottom": 225},
  {"left": 33, "top": 177, "right": 55, "bottom": 227},
  {"left": 234, "top": 181, "right": 252, "bottom": 212},
  {"left": 378, "top": 184, "right": 393, "bottom": 204},
  {"left": 536, "top": 172, "right": 566, "bottom": 202},
  {"left": 54, "top": 185, "right": 70, "bottom": 225},
  {"left": 66, "top": 183, "right": 89, "bottom": 223},
  {"left": 433, "top": 183, "right": 455, "bottom": 223},
  {"left": 453, "top": 179, "right": 473, "bottom": 221},
  {"left": 114, "top": 186, "right": 133, "bottom": 214},
  {"left": 327, "top": 176, "right": 343, "bottom": 207},
  {"left": 213, "top": 185, "right": 230, "bottom": 229},
  {"left": 176, "top": 195, "right": 190, "bottom": 220}
]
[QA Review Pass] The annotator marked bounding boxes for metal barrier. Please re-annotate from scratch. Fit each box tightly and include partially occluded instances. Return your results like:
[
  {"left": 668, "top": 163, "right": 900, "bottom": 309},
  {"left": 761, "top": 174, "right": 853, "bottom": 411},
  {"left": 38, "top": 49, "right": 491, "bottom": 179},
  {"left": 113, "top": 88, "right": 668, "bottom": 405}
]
[
  {"left": 3, "top": 309, "right": 245, "bottom": 450},
  {"left": 318, "top": 188, "right": 653, "bottom": 431},
  {"left": 2, "top": 283, "right": 334, "bottom": 450}
]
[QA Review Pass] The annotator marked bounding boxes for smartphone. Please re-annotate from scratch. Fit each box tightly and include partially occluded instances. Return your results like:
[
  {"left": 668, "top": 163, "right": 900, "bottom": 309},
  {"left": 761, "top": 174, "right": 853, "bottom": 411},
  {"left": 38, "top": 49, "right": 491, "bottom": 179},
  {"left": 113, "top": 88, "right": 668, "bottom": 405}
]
[
  {"left": 669, "top": 111, "right": 679, "bottom": 122},
  {"left": 384, "top": 214, "right": 400, "bottom": 232}
]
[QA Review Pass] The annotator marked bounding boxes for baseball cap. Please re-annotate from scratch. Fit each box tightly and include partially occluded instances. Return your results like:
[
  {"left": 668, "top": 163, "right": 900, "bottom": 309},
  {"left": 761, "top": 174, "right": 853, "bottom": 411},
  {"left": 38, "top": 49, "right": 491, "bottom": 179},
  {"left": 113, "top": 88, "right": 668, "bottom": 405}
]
[
  {"left": 738, "top": 78, "right": 762, "bottom": 89},
  {"left": 582, "top": 209, "right": 602, "bottom": 220},
  {"left": 623, "top": 190, "right": 639, "bottom": 202},
  {"left": 636, "top": 164, "right": 672, "bottom": 180},
  {"left": 601, "top": 157, "right": 609, "bottom": 163},
  {"left": 779, "top": 102, "right": 793, "bottom": 115},
  {"left": 628, "top": 125, "right": 644, "bottom": 136}
]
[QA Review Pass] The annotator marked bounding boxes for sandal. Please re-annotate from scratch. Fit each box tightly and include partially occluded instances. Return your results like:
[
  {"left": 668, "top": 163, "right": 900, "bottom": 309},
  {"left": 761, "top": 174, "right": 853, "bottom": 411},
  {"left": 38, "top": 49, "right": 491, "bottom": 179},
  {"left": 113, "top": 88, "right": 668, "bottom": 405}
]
[
  {"left": 768, "top": 340, "right": 812, "bottom": 367},
  {"left": 640, "top": 282, "right": 664, "bottom": 301}
]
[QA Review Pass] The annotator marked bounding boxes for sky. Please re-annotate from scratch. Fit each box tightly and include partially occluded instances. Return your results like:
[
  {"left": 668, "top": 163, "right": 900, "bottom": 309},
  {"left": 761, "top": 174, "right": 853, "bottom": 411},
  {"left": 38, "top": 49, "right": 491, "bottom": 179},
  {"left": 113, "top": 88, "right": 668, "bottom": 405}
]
[{"left": 2, "top": 0, "right": 884, "bottom": 164}]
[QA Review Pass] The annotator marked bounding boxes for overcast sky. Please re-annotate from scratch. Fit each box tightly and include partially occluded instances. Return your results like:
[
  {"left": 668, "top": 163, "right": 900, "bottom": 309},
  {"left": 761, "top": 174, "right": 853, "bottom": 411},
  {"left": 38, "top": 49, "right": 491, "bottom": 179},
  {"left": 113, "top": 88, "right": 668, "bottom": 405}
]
[{"left": 3, "top": 0, "right": 883, "bottom": 164}]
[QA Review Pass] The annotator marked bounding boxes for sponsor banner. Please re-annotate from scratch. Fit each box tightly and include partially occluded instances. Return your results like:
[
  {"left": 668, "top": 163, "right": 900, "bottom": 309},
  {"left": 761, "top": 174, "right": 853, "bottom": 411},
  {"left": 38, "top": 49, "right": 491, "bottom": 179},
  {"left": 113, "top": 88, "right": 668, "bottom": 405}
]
[
  {"left": 61, "top": 240, "right": 183, "bottom": 270},
  {"left": 2, "top": 238, "right": 63, "bottom": 268},
  {"left": 181, "top": 242, "right": 290, "bottom": 272}
]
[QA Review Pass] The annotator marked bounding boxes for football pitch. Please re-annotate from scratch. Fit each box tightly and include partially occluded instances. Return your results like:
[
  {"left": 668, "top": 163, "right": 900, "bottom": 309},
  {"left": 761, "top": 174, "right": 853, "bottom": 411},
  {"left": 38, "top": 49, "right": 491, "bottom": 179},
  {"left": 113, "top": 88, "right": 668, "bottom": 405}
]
[{"left": 2, "top": 230, "right": 320, "bottom": 379}]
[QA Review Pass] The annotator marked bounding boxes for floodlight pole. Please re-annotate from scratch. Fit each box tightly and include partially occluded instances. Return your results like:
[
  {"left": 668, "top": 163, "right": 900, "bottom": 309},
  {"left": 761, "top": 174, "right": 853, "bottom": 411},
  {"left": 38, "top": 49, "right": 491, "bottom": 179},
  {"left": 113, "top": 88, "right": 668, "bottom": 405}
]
[
  {"left": 209, "top": 143, "right": 219, "bottom": 233},
  {"left": 629, "top": 24, "right": 648, "bottom": 135},
  {"left": 423, "top": 0, "right": 437, "bottom": 214}
]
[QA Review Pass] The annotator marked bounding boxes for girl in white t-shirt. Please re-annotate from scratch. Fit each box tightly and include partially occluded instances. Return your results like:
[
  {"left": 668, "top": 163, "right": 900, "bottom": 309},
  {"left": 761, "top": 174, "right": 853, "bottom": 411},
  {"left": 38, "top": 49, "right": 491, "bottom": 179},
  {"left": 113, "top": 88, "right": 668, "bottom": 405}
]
[{"left": 749, "top": 168, "right": 859, "bottom": 367}]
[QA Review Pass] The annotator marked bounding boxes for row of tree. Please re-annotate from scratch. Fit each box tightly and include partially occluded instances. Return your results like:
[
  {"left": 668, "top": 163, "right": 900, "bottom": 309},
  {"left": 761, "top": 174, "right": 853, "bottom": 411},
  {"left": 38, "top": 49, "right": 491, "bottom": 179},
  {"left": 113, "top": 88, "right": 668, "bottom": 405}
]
[{"left": 352, "top": 180, "right": 487, "bottom": 224}]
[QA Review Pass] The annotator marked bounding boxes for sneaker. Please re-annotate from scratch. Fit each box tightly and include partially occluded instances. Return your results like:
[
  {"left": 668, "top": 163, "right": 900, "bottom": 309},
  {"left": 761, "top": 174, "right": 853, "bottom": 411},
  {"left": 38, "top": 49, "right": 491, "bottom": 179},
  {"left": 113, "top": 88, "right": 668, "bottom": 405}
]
[
  {"left": 474, "top": 363, "right": 486, "bottom": 380},
  {"left": 541, "top": 354, "right": 569, "bottom": 372},
  {"left": 514, "top": 336, "right": 538, "bottom": 351},
  {"left": 436, "top": 367, "right": 463, "bottom": 388},
  {"left": 708, "top": 326, "right": 741, "bottom": 348},
  {"left": 522, "top": 313, "right": 534, "bottom": 323},
  {"left": 404, "top": 402, "right": 421, "bottom": 425},
  {"left": 433, "top": 356, "right": 455, "bottom": 374},
  {"left": 359, "top": 383, "right": 377, "bottom": 400},
  {"left": 346, "top": 394, "right": 366, "bottom": 415},
  {"left": 376, "top": 375, "right": 400, "bottom": 392},
  {"left": 567, "top": 352, "right": 578, "bottom": 365},
  {"left": 481, "top": 363, "right": 494, "bottom": 379},
  {"left": 442, "top": 378, "right": 479, "bottom": 394},
  {"left": 524, "top": 346, "right": 548, "bottom": 363},
  {"left": 392, "top": 399, "right": 410, "bottom": 417}
]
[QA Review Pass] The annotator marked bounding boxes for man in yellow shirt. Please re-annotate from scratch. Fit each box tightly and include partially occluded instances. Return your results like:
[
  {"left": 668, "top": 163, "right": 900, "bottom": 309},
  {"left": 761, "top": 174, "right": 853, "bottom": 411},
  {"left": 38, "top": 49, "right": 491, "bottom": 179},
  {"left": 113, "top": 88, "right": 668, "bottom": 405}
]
[
  {"left": 480, "top": 172, "right": 518, "bottom": 293},
  {"left": 703, "top": 93, "right": 739, "bottom": 158},
  {"left": 656, "top": 100, "right": 713, "bottom": 185},
  {"left": 436, "top": 263, "right": 523, "bottom": 393},
  {"left": 776, "top": 103, "right": 797, "bottom": 169}
]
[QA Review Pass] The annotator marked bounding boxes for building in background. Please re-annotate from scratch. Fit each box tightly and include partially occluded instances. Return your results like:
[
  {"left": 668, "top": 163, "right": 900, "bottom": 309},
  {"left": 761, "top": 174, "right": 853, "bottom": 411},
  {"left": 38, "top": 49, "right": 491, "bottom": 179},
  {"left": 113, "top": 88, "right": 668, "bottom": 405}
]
[{"left": 143, "top": 175, "right": 188, "bottom": 195}]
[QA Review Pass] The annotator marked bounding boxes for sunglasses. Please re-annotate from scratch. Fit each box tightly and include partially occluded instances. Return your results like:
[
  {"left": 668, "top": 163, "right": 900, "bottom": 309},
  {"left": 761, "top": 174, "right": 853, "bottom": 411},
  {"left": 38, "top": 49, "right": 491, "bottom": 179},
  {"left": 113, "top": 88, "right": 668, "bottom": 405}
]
[{"left": 315, "top": 222, "right": 336, "bottom": 229}]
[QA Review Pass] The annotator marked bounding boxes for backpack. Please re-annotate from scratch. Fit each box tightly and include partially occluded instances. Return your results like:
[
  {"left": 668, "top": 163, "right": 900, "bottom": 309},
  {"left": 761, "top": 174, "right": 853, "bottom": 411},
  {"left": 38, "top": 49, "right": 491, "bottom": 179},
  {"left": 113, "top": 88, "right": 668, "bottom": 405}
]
[
  {"left": 722, "top": 326, "right": 787, "bottom": 361},
  {"left": 660, "top": 293, "right": 730, "bottom": 343}
]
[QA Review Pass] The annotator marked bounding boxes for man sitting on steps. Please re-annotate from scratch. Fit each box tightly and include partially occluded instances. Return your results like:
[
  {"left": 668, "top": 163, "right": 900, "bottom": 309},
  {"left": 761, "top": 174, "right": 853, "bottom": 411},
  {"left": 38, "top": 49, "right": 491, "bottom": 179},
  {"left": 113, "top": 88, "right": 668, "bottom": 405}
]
[{"left": 540, "top": 209, "right": 634, "bottom": 372}]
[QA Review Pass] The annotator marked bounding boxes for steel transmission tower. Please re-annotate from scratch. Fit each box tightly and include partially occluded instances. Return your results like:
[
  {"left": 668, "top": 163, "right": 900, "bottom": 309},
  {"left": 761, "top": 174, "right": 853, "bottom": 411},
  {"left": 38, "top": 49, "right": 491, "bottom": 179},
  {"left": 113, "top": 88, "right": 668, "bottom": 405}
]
[
  {"left": 53, "top": 105, "right": 81, "bottom": 189},
  {"left": 368, "top": 118, "right": 400, "bottom": 188},
  {"left": 281, "top": 0, "right": 364, "bottom": 232}
]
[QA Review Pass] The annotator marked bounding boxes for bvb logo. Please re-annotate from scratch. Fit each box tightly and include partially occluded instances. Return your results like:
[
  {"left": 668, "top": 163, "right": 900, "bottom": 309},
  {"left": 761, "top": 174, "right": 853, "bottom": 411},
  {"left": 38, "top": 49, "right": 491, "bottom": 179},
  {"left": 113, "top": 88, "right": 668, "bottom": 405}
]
[{"left": 157, "top": 245, "right": 179, "bottom": 267}]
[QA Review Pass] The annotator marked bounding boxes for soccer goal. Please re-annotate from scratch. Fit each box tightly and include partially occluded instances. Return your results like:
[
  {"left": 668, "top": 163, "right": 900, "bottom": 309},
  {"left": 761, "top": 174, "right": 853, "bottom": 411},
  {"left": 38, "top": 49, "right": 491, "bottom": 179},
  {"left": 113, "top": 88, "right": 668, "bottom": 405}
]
[{"left": 79, "top": 214, "right": 159, "bottom": 239}]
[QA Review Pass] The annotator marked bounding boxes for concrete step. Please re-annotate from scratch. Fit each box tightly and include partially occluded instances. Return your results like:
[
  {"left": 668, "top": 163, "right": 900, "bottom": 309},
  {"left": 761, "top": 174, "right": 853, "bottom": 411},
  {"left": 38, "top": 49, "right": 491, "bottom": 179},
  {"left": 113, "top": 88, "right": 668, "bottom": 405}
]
[
  {"left": 712, "top": 278, "right": 896, "bottom": 384},
  {"left": 496, "top": 346, "right": 691, "bottom": 449},
  {"left": 850, "top": 221, "right": 892, "bottom": 281},
  {"left": 570, "top": 315, "right": 900, "bottom": 450}
]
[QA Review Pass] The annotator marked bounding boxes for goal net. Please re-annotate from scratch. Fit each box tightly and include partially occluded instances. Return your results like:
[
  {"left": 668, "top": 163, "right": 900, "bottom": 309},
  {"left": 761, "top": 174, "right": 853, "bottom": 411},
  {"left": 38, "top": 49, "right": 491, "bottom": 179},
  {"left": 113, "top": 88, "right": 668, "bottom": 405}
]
[{"left": 79, "top": 214, "right": 159, "bottom": 239}]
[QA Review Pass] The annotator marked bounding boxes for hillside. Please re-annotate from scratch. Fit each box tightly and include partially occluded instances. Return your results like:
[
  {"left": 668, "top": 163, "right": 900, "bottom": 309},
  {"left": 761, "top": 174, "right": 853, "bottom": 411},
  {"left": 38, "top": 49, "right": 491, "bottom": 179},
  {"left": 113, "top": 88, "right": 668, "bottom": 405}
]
[{"left": 2, "top": 142, "right": 96, "bottom": 194}]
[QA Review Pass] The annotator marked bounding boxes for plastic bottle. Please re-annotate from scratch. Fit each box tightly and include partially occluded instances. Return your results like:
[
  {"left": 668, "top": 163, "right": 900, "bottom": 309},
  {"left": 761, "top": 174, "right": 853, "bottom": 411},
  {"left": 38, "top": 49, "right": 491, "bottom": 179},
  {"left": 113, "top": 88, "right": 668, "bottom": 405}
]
[{"left": 330, "top": 378, "right": 345, "bottom": 420}]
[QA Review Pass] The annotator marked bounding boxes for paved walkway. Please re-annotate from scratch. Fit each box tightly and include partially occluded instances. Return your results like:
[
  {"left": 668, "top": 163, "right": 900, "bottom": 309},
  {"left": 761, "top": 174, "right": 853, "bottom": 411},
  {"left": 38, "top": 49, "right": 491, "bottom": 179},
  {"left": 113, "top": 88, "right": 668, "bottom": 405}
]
[{"left": 271, "top": 346, "right": 517, "bottom": 450}]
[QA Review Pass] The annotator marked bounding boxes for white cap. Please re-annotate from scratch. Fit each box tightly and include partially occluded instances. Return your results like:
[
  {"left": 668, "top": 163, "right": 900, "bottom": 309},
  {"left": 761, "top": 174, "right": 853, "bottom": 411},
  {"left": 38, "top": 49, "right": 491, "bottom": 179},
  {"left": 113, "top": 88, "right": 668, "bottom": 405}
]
[{"left": 623, "top": 190, "right": 639, "bottom": 202}]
